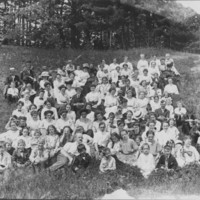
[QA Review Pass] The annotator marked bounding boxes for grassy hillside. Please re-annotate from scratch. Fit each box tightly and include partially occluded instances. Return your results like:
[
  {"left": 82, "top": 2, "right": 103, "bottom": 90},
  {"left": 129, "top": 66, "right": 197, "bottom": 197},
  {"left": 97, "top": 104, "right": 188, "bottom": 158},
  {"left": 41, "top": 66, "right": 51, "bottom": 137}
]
[{"left": 0, "top": 46, "right": 200, "bottom": 199}]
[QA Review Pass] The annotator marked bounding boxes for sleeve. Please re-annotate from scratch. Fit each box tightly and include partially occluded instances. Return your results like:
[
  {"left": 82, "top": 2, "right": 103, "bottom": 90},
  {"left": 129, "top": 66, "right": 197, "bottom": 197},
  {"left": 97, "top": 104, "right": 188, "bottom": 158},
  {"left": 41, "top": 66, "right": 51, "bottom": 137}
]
[
  {"left": 193, "top": 147, "right": 200, "bottom": 162},
  {"left": 29, "top": 149, "right": 36, "bottom": 163},
  {"left": 110, "top": 157, "right": 116, "bottom": 170}
]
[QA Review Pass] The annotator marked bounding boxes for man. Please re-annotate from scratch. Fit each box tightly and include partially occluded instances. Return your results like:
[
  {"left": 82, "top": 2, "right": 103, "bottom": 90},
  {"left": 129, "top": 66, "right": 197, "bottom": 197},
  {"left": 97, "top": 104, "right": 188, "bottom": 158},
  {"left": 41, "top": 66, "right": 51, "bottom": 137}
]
[
  {"left": 71, "top": 87, "right": 86, "bottom": 118},
  {"left": 156, "top": 144, "right": 178, "bottom": 171},
  {"left": 48, "top": 133, "right": 90, "bottom": 172},
  {"left": 4, "top": 68, "right": 22, "bottom": 97},
  {"left": 121, "top": 79, "right": 136, "bottom": 98},
  {"left": 155, "top": 100, "right": 170, "bottom": 122},
  {"left": 109, "top": 58, "right": 119, "bottom": 72}
]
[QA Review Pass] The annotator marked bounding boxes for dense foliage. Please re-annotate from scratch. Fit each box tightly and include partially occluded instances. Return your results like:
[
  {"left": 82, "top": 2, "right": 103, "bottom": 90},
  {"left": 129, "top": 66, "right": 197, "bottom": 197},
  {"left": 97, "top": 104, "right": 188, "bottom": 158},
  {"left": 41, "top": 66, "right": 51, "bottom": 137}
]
[{"left": 0, "top": 0, "right": 199, "bottom": 50}]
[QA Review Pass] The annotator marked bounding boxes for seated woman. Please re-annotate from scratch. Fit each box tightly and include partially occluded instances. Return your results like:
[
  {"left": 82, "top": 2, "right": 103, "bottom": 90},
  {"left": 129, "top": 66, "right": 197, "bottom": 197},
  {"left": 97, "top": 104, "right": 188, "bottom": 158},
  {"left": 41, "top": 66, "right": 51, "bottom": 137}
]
[
  {"left": 99, "top": 148, "right": 116, "bottom": 174},
  {"left": 12, "top": 101, "right": 26, "bottom": 118},
  {"left": 30, "top": 129, "right": 43, "bottom": 150},
  {"left": 53, "top": 72, "right": 65, "bottom": 98},
  {"left": 29, "top": 139, "right": 49, "bottom": 174},
  {"left": 18, "top": 92, "right": 32, "bottom": 112},
  {"left": 41, "top": 100, "right": 58, "bottom": 121},
  {"left": 27, "top": 110, "right": 42, "bottom": 131},
  {"left": 183, "top": 136, "right": 200, "bottom": 165},
  {"left": 0, "top": 140, "right": 12, "bottom": 181},
  {"left": 107, "top": 132, "right": 121, "bottom": 156},
  {"left": 59, "top": 126, "right": 73, "bottom": 147},
  {"left": 96, "top": 77, "right": 111, "bottom": 99},
  {"left": 56, "top": 85, "right": 70, "bottom": 110},
  {"left": 65, "top": 104, "right": 76, "bottom": 123},
  {"left": 104, "top": 87, "right": 118, "bottom": 118},
  {"left": 168, "top": 118, "right": 179, "bottom": 142},
  {"left": 164, "top": 77, "right": 179, "bottom": 95},
  {"left": 5, "top": 139, "right": 15, "bottom": 156},
  {"left": 40, "top": 110, "right": 56, "bottom": 135},
  {"left": 20, "top": 83, "right": 36, "bottom": 103},
  {"left": 44, "top": 125, "right": 60, "bottom": 159},
  {"left": 6, "top": 82, "right": 19, "bottom": 103},
  {"left": 149, "top": 82, "right": 162, "bottom": 100},
  {"left": 137, "top": 143, "right": 155, "bottom": 178},
  {"left": 117, "top": 129, "right": 138, "bottom": 165},
  {"left": 12, "top": 139, "right": 31, "bottom": 170},
  {"left": 174, "top": 101, "right": 187, "bottom": 127},
  {"left": 150, "top": 95, "right": 161, "bottom": 112},
  {"left": 75, "top": 109, "right": 93, "bottom": 133}
]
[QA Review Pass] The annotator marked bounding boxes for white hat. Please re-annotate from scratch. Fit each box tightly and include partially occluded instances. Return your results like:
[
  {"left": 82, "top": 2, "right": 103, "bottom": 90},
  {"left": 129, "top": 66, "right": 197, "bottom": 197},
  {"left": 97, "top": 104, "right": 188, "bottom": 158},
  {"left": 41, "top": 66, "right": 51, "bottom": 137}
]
[
  {"left": 41, "top": 71, "right": 49, "bottom": 77},
  {"left": 10, "top": 67, "right": 15, "bottom": 71},
  {"left": 133, "top": 110, "right": 143, "bottom": 120}
]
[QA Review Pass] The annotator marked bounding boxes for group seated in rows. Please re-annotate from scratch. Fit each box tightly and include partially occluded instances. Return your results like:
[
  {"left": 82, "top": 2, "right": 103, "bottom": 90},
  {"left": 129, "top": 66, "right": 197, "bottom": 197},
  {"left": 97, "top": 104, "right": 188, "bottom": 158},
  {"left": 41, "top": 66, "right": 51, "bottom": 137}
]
[{"left": 0, "top": 53, "right": 199, "bottom": 180}]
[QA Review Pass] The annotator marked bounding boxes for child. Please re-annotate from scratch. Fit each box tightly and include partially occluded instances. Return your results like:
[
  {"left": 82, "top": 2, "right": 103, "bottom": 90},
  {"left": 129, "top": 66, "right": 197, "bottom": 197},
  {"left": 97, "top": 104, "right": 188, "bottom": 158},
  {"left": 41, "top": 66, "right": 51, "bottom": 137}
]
[
  {"left": 71, "top": 143, "right": 91, "bottom": 175},
  {"left": 6, "top": 82, "right": 19, "bottom": 103},
  {"left": 99, "top": 148, "right": 116, "bottom": 173},
  {"left": 137, "top": 143, "right": 155, "bottom": 178},
  {"left": 12, "top": 139, "right": 31, "bottom": 169},
  {"left": 29, "top": 139, "right": 49, "bottom": 173},
  {"left": 31, "top": 129, "right": 43, "bottom": 150}
]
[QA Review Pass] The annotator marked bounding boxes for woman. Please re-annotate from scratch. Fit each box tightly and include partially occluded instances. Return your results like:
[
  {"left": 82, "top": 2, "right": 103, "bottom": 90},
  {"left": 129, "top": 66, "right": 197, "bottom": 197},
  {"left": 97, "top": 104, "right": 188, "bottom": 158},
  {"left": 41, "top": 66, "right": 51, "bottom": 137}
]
[
  {"left": 150, "top": 95, "right": 161, "bottom": 112},
  {"left": 174, "top": 101, "right": 187, "bottom": 127},
  {"left": 107, "top": 132, "right": 121, "bottom": 155},
  {"left": 18, "top": 92, "right": 32, "bottom": 112},
  {"left": 168, "top": 118, "right": 179, "bottom": 142},
  {"left": 12, "top": 101, "right": 26, "bottom": 118},
  {"left": 40, "top": 110, "right": 56, "bottom": 135},
  {"left": 26, "top": 104, "right": 38, "bottom": 121},
  {"left": 53, "top": 73, "right": 65, "bottom": 97},
  {"left": 93, "top": 112, "right": 105, "bottom": 134},
  {"left": 137, "top": 143, "right": 155, "bottom": 178},
  {"left": 124, "top": 110, "right": 135, "bottom": 131},
  {"left": 137, "top": 91, "right": 149, "bottom": 116},
  {"left": 65, "top": 80, "right": 76, "bottom": 101},
  {"left": 149, "top": 82, "right": 162, "bottom": 100},
  {"left": 20, "top": 83, "right": 36, "bottom": 103},
  {"left": 75, "top": 109, "right": 93, "bottom": 132},
  {"left": 164, "top": 77, "right": 179, "bottom": 95},
  {"left": 117, "top": 129, "right": 138, "bottom": 165},
  {"left": 96, "top": 77, "right": 111, "bottom": 99},
  {"left": 27, "top": 110, "right": 42, "bottom": 132},
  {"left": 125, "top": 90, "right": 138, "bottom": 113},
  {"left": 65, "top": 104, "right": 76, "bottom": 123},
  {"left": 104, "top": 87, "right": 118, "bottom": 118},
  {"left": 45, "top": 125, "right": 60, "bottom": 158},
  {"left": 56, "top": 109, "right": 74, "bottom": 132},
  {"left": 56, "top": 85, "right": 70, "bottom": 108},
  {"left": 41, "top": 100, "right": 58, "bottom": 120},
  {"left": 59, "top": 126, "right": 73, "bottom": 147}
]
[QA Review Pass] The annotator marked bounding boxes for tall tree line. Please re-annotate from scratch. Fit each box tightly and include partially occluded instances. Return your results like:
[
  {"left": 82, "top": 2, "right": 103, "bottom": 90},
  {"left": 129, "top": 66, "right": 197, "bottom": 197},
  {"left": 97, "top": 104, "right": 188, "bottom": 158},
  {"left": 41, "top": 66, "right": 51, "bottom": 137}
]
[{"left": 0, "top": 0, "right": 199, "bottom": 50}]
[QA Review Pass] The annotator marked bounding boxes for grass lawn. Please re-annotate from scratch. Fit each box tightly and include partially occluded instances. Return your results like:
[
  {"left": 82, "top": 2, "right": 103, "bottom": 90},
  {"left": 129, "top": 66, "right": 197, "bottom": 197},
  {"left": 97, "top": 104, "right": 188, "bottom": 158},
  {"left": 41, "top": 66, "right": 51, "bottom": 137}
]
[{"left": 0, "top": 45, "right": 200, "bottom": 199}]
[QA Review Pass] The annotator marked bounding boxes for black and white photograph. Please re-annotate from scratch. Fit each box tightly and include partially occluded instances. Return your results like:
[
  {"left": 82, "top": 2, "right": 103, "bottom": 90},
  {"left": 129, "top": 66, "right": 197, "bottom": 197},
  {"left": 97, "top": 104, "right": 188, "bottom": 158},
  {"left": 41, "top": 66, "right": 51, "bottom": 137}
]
[{"left": 0, "top": 0, "right": 200, "bottom": 199}]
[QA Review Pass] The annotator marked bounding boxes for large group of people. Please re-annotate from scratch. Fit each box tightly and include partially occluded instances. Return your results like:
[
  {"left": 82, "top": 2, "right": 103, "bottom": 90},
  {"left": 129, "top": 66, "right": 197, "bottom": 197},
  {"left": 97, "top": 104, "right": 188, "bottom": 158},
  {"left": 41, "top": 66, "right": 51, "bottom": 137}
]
[{"left": 1, "top": 53, "right": 200, "bottom": 181}]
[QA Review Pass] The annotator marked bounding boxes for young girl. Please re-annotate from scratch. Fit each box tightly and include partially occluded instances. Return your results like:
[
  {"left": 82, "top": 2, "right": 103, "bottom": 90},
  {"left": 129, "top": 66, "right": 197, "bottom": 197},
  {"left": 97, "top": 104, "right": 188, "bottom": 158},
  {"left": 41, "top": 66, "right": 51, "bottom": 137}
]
[
  {"left": 168, "top": 118, "right": 179, "bottom": 142},
  {"left": 31, "top": 129, "right": 43, "bottom": 150},
  {"left": 107, "top": 132, "right": 121, "bottom": 155},
  {"left": 137, "top": 143, "right": 155, "bottom": 178},
  {"left": 99, "top": 148, "right": 116, "bottom": 173}
]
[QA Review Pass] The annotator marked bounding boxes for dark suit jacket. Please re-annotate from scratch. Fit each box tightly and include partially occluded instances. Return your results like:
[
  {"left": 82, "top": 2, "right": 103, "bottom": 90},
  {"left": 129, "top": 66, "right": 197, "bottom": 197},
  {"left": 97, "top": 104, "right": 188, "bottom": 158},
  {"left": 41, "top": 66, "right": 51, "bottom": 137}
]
[
  {"left": 5, "top": 75, "right": 22, "bottom": 87},
  {"left": 156, "top": 154, "right": 178, "bottom": 170},
  {"left": 155, "top": 108, "right": 170, "bottom": 122},
  {"left": 71, "top": 94, "right": 86, "bottom": 111},
  {"left": 121, "top": 86, "right": 136, "bottom": 97}
]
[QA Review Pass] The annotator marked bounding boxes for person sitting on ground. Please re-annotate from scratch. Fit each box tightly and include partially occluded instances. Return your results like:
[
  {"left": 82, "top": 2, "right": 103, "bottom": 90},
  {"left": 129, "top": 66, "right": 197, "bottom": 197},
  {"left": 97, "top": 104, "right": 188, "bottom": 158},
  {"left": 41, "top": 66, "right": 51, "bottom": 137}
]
[
  {"left": 29, "top": 139, "right": 49, "bottom": 174},
  {"left": 71, "top": 143, "right": 91, "bottom": 175},
  {"left": 5, "top": 139, "right": 15, "bottom": 156},
  {"left": 99, "top": 148, "right": 116, "bottom": 174},
  {"left": 156, "top": 144, "right": 178, "bottom": 171},
  {"left": 137, "top": 143, "right": 155, "bottom": 178},
  {"left": 6, "top": 82, "right": 19, "bottom": 103}
]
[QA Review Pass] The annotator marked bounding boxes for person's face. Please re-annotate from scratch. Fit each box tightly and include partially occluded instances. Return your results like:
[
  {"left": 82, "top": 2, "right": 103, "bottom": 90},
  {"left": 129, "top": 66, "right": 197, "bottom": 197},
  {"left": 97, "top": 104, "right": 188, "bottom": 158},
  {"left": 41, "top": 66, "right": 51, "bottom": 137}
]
[
  {"left": 61, "top": 112, "right": 67, "bottom": 119},
  {"left": 25, "top": 94, "right": 30, "bottom": 100},
  {"left": 99, "top": 124, "right": 105, "bottom": 132},
  {"left": 166, "top": 54, "right": 170, "bottom": 59},
  {"left": 22, "top": 128, "right": 29, "bottom": 136},
  {"left": 35, "top": 132, "right": 41, "bottom": 138},
  {"left": 161, "top": 60, "right": 165, "bottom": 65},
  {"left": 154, "top": 97, "right": 159, "bottom": 103},
  {"left": 69, "top": 73, "right": 75, "bottom": 79},
  {"left": 76, "top": 134, "right": 83, "bottom": 143},
  {"left": 102, "top": 78, "right": 108, "bottom": 84},
  {"left": 121, "top": 131, "right": 128, "bottom": 140},
  {"left": 81, "top": 112, "right": 87, "bottom": 118},
  {"left": 124, "top": 56, "right": 128, "bottom": 62},
  {"left": 168, "top": 79, "right": 173, "bottom": 84},
  {"left": 121, "top": 76, "right": 126, "bottom": 81},
  {"left": 143, "top": 71, "right": 148, "bottom": 76},
  {"left": 164, "top": 148, "right": 171, "bottom": 156},
  {"left": 102, "top": 60, "right": 106, "bottom": 65},
  {"left": 46, "top": 113, "right": 52, "bottom": 119},
  {"left": 149, "top": 123, "right": 155, "bottom": 130},
  {"left": 153, "top": 55, "right": 157, "bottom": 60},
  {"left": 66, "top": 105, "right": 71, "bottom": 111},
  {"left": 143, "top": 145, "right": 150, "bottom": 155},
  {"left": 57, "top": 74, "right": 61, "bottom": 79},
  {"left": 177, "top": 102, "right": 182, "bottom": 108},
  {"left": 161, "top": 102, "right": 166, "bottom": 108},
  {"left": 118, "top": 123, "right": 124, "bottom": 130},
  {"left": 116, "top": 67, "right": 120, "bottom": 72},
  {"left": 10, "top": 122, "right": 17, "bottom": 130},
  {"left": 169, "top": 120, "right": 174, "bottom": 126},
  {"left": 185, "top": 138, "right": 191, "bottom": 147},
  {"left": 90, "top": 86, "right": 95, "bottom": 92},
  {"left": 38, "top": 142, "right": 44, "bottom": 150},
  {"left": 127, "top": 92, "right": 132, "bottom": 98},
  {"left": 32, "top": 113, "right": 38, "bottom": 119},
  {"left": 140, "top": 54, "right": 144, "bottom": 59},
  {"left": 139, "top": 92, "right": 145, "bottom": 99},
  {"left": 6, "top": 143, "right": 11, "bottom": 150},
  {"left": 105, "top": 150, "right": 111, "bottom": 158},
  {"left": 153, "top": 83, "right": 157, "bottom": 88},
  {"left": 141, "top": 81, "right": 146, "bottom": 87},
  {"left": 97, "top": 114, "right": 103, "bottom": 121},
  {"left": 163, "top": 123, "right": 169, "bottom": 130},
  {"left": 61, "top": 88, "right": 66, "bottom": 93},
  {"left": 124, "top": 64, "right": 128, "bottom": 70},
  {"left": 18, "top": 103, "right": 23, "bottom": 110},
  {"left": 113, "top": 58, "right": 117, "bottom": 63},
  {"left": 39, "top": 92, "right": 44, "bottom": 98},
  {"left": 150, "top": 115, "right": 156, "bottom": 121},
  {"left": 127, "top": 112, "right": 133, "bottom": 119},
  {"left": 126, "top": 80, "right": 130, "bottom": 87},
  {"left": 148, "top": 133, "right": 154, "bottom": 142},
  {"left": 134, "top": 125, "right": 140, "bottom": 133},
  {"left": 151, "top": 62, "right": 156, "bottom": 68},
  {"left": 49, "top": 126, "right": 55, "bottom": 135},
  {"left": 112, "top": 135, "right": 118, "bottom": 143},
  {"left": 46, "top": 102, "right": 51, "bottom": 108},
  {"left": 18, "top": 143, "right": 25, "bottom": 151}
]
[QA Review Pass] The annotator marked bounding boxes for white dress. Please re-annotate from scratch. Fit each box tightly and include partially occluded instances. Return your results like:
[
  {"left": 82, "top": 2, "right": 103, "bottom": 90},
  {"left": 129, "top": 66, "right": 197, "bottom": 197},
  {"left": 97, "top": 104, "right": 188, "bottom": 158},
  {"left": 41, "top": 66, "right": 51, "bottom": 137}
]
[{"left": 104, "top": 95, "right": 118, "bottom": 117}]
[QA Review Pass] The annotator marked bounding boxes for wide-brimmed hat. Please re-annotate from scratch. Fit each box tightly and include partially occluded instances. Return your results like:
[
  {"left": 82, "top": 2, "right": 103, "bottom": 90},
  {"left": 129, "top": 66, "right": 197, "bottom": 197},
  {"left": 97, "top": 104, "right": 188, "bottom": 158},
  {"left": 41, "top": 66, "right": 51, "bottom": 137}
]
[
  {"left": 59, "top": 84, "right": 67, "bottom": 90},
  {"left": 41, "top": 71, "right": 49, "bottom": 77},
  {"left": 80, "top": 109, "right": 90, "bottom": 115},
  {"left": 44, "top": 110, "right": 53, "bottom": 116},
  {"left": 133, "top": 110, "right": 143, "bottom": 120}
]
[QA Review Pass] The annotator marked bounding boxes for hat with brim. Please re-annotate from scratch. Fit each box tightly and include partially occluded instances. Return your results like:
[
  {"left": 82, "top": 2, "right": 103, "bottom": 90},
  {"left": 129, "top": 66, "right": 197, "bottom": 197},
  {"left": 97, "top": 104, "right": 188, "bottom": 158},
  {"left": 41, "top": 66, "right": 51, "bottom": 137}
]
[
  {"left": 75, "top": 87, "right": 83, "bottom": 91},
  {"left": 44, "top": 81, "right": 51, "bottom": 87},
  {"left": 59, "top": 84, "right": 67, "bottom": 90},
  {"left": 175, "top": 140, "right": 183, "bottom": 145},
  {"left": 57, "top": 69, "right": 65, "bottom": 76},
  {"left": 44, "top": 110, "right": 54, "bottom": 116},
  {"left": 10, "top": 68, "right": 15, "bottom": 71},
  {"left": 65, "top": 80, "right": 73, "bottom": 85},
  {"left": 41, "top": 71, "right": 49, "bottom": 77},
  {"left": 133, "top": 110, "right": 143, "bottom": 120},
  {"left": 59, "top": 109, "right": 68, "bottom": 116},
  {"left": 83, "top": 63, "right": 89, "bottom": 68},
  {"left": 164, "top": 145, "right": 172, "bottom": 150}
]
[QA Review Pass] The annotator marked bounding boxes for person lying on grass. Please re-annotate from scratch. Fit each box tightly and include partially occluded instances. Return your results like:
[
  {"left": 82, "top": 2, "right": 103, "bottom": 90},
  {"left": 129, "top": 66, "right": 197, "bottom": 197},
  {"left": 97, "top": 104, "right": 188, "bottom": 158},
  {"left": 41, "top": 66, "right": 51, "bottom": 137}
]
[{"left": 99, "top": 148, "right": 116, "bottom": 174}]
